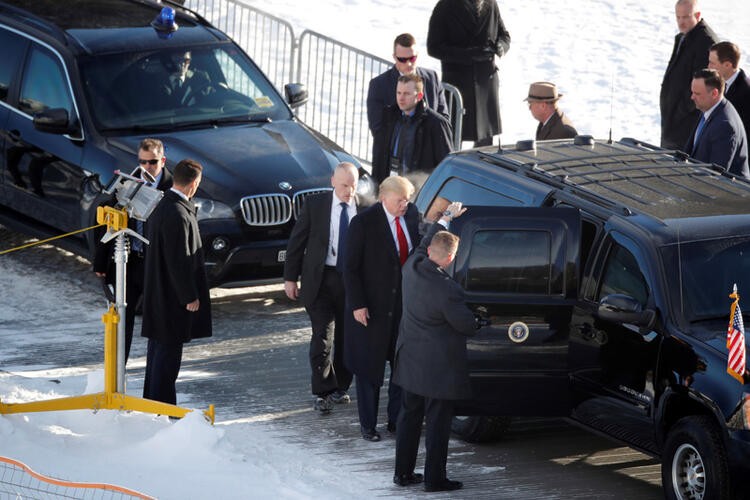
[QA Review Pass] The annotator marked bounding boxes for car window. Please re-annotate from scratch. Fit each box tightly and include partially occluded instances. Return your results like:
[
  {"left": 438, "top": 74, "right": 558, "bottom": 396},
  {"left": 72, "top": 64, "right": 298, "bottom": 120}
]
[
  {"left": 425, "top": 178, "right": 523, "bottom": 222},
  {"left": 598, "top": 244, "right": 649, "bottom": 307},
  {"left": 466, "top": 229, "right": 553, "bottom": 294},
  {"left": 18, "top": 45, "right": 74, "bottom": 117},
  {"left": 0, "top": 29, "right": 27, "bottom": 103},
  {"left": 79, "top": 44, "right": 291, "bottom": 132}
]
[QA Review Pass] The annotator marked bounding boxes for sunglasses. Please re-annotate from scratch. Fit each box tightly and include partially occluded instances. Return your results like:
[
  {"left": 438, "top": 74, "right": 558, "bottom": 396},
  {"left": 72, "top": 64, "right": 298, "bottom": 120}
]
[
  {"left": 395, "top": 56, "right": 417, "bottom": 63},
  {"left": 138, "top": 159, "right": 161, "bottom": 165}
]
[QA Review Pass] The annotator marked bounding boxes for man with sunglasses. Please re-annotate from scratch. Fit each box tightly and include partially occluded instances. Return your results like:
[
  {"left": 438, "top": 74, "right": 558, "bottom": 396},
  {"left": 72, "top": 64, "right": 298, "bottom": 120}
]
[
  {"left": 368, "top": 34, "right": 448, "bottom": 164},
  {"left": 93, "top": 138, "right": 173, "bottom": 364},
  {"left": 163, "top": 51, "right": 212, "bottom": 107}
]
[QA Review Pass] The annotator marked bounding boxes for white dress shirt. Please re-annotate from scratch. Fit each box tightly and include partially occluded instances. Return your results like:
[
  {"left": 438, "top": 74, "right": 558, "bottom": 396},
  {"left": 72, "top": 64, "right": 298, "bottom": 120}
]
[
  {"left": 382, "top": 204, "right": 413, "bottom": 255},
  {"left": 326, "top": 192, "right": 356, "bottom": 266}
]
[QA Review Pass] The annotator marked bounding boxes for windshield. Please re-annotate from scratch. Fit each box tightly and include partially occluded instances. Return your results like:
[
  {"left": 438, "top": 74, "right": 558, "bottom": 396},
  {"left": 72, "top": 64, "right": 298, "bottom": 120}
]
[
  {"left": 79, "top": 43, "right": 291, "bottom": 132},
  {"left": 661, "top": 235, "right": 750, "bottom": 322}
]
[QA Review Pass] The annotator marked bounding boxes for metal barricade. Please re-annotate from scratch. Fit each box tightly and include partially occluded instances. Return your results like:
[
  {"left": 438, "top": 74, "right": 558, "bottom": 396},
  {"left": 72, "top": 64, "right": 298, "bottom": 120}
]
[
  {"left": 442, "top": 82, "right": 464, "bottom": 151},
  {"left": 184, "top": 0, "right": 296, "bottom": 88},
  {"left": 296, "top": 30, "right": 391, "bottom": 163}
]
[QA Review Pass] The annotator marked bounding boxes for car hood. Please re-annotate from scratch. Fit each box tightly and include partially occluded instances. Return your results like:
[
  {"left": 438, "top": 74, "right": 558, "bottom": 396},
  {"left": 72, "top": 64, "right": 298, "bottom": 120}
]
[{"left": 106, "top": 121, "right": 351, "bottom": 204}]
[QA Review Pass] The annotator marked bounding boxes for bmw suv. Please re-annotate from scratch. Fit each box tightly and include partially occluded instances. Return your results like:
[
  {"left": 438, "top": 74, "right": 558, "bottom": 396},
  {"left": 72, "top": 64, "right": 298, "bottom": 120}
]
[{"left": 0, "top": 0, "right": 373, "bottom": 286}]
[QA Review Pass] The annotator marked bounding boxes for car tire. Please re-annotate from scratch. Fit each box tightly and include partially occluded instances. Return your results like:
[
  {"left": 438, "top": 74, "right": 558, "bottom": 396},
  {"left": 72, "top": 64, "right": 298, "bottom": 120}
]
[
  {"left": 451, "top": 416, "right": 511, "bottom": 443},
  {"left": 661, "top": 415, "right": 731, "bottom": 500}
]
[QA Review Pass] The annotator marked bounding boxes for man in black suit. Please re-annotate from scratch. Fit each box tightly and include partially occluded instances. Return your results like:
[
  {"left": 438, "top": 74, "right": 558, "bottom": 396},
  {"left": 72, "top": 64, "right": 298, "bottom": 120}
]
[
  {"left": 685, "top": 68, "right": 749, "bottom": 179},
  {"left": 93, "top": 138, "right": 173, "bottom": 364},
  {"left": 709, "top": 41, "right": 750, "bottom": 142},
  {"left": 344, "top": 176, "right": 420, "bottom": 442},
  {"left": 284, "top": 162, "right": 358, "bottom": 413},
  {"left": 142, "top": 159, "right": 212, "bottom": 405},
  {"left": 660, "top": 0, "right": 718, "bottom": 149},
  {"left": 392, "top": 202, "right": 477, "bottom": 493},
  {"left": 367, "top": 33, "right": 448, "bottom": 161},
  {"left": 372, "top": 74, "right": 452, "bottom": 183}
]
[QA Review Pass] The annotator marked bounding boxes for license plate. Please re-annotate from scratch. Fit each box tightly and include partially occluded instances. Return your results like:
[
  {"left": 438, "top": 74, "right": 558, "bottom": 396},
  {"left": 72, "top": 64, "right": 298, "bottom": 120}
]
[{"left": 277, "top": 250, "right": 286, "bottom": 262}]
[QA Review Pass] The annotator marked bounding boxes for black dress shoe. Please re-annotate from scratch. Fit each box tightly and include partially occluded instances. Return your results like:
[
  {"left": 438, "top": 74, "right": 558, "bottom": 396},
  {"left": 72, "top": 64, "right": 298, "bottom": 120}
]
[
  {"left": 393, "top": 472, "right": 423, "bottom": 486},
  {"left": 361, "top": 428, "right": 381, "bottom": 442},
  {"left": 387, "top": 421, "right": 396, "bottom": 433},
  {"left": 424, "top": 479, "right": 463, "bottom": 492}
]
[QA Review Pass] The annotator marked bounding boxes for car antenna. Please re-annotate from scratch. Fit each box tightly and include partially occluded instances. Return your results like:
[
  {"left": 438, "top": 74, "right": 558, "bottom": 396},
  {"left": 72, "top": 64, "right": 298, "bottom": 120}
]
[{"left": 608, "top": 70, "right": 615, "bottom": 144}]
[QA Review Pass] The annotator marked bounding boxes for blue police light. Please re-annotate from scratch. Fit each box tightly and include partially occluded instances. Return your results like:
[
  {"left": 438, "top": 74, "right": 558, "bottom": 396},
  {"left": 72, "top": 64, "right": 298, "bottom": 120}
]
[{"left": 151, "top": 7, "right": 179, "bottom": 38}]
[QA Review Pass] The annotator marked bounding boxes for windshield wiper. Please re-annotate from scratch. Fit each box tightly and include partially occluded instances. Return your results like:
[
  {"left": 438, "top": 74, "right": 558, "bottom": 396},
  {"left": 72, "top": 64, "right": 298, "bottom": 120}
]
[{"left": 210, "top": 115, "right": 272, "bottom": 126}]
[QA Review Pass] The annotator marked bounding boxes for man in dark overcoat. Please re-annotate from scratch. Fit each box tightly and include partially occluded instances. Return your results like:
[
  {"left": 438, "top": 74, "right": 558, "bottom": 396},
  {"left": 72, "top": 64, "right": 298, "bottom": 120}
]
[
  {"left": 524, "top": 82, "right": 578, "bottom": 141},
  {"left": 283, "top": 162, "right": 359, "bottom": 412},
  {"left": 367, "top": 32, "right": 449, "bottom": 162},
  {"left": 660, "top": 0, "right": 718, "bottom": 150},
  {"left": 427, "top": 0, "right": 510, "bottom": 147},
  {"left": 372, "top": 74, "right": 453, "bottom": 183},
  {"left": 392, "top": 202, "right": 477, "bottom": 493},
  {"left": 343, "top": 176, "right": 420, "bottom": 442},
  {"left": 142, "top": 158, "right": 212, "bottom": 405},
  {"left": 709, "top": 41, "right": 750, "bottom": 143},
  {"left": 93, "top": 138, "right": 172, "bottom": 364}
]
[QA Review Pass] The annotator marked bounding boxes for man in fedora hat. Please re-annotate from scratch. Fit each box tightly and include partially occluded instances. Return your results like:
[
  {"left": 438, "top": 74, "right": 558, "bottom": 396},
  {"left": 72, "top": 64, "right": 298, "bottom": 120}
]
[{"left": 525, "top": 81, "right": 577, "bottom": 141}]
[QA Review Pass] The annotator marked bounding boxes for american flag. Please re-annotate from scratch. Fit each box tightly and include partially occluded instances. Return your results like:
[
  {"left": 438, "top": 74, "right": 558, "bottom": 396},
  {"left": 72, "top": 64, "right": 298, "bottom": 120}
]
[{"left": 727, "top": 286, "right": 746, "bottom": 384}]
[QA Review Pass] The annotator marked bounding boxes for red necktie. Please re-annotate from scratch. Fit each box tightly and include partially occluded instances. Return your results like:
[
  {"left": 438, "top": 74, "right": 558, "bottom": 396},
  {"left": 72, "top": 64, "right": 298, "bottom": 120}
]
[{"left": 395, "top": 216, "right": 408, "bottom": 265}]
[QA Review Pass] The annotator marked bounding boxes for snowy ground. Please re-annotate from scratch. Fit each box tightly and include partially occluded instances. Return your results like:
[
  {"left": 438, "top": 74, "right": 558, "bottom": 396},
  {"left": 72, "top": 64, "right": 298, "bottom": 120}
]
[{"left": 2, "top": 0, "right": 749, "bottom": 498}]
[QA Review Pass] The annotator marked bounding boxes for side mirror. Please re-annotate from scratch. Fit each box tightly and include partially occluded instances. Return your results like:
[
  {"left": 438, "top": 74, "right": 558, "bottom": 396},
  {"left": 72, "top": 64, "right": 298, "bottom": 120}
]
[
  {"left": 33, "top": 108, "right": 78, "bottom": 136},
  {"left": 284, "top": 83, "right": 308, "bottom": 109},
  {"left": 597, "top": 293, "right": 655, "bottom": 328}
]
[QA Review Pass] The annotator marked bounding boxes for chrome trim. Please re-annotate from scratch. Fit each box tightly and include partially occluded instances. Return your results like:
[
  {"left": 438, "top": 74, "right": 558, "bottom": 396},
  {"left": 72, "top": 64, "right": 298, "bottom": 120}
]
[
  {"left": 240, "top": 193, "right": 292, "bottom": 226},
  {"left": 292, "top": 188, "right": 332, "bottom": 219}
]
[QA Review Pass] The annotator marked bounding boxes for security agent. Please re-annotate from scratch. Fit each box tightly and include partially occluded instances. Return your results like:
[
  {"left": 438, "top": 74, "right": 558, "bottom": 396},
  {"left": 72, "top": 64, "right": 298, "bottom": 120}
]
[
  {"left": 283, "top": 162, "right": 358, "bottom": 412},
  {"left": 92, "top": 138, "right": 172, "bottom": 363},
  {"left": 392, "top": 201, "right": 488, "bottom": 492}
]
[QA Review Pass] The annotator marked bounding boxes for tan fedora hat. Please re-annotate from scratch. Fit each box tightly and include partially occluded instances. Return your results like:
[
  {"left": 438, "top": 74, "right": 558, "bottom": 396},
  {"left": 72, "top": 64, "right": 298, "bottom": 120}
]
[{"left": 524, "top": 81, "right": 562, "bottom": 102}]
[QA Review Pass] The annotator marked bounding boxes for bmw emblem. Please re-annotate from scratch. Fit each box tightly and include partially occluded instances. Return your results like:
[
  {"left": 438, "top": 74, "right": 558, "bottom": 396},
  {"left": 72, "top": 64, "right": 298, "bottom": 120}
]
[
  {"left": 508, "top": 321, "right": 530, "bottom": 343},
  {"left": 278, "top": 181, "right": 292, "bottom": 191}
]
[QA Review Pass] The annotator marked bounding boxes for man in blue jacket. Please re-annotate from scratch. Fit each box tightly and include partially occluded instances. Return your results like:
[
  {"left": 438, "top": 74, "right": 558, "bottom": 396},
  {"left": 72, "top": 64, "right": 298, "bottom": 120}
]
[{"left": 685, "top": 68, "right": 749, "bottom": 179}]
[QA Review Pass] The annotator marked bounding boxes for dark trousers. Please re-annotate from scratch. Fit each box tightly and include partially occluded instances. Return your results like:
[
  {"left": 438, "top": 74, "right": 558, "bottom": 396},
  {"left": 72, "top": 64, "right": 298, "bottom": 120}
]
[
  {"left": 122, "top": 254, "right": 145, "bottom": 363},
  {"left": 306, "top": 267, "right": 352, "bottom": 396},
  {"left": 355, "top": 365, "right": 402, "bottom": 432},
  {"left": 143, "top": 339, "right": 183, "bottom": 405},
  {"left": 395, "top": 389, "right": 454, "bottom": 485}
]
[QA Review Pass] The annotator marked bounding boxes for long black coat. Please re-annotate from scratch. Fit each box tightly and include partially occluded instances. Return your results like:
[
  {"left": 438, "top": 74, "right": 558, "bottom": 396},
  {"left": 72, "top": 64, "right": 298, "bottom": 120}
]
[
  {"left": 343, "top": 202, "right": 420, "bottom": 386},
  {"left": 142, "top": 190, "right": 212, "bottom": 343},
  {"left": 660, "top": 19, "right": 718, "bottom": 150},
  {"left": 371, "top": 101, "right": 453, "bottom": 183},
  {"left": 726, "top": 69, "right": 750, "bottom": 144},
  {"left": 393, "top": 223, "right": 476, "bottom": 400},
  {"left": 427, "top": 0, "right": 510, "bottom": 142},
  {"left": 283, "top": 191, "right": 359, "bottom": 308}
]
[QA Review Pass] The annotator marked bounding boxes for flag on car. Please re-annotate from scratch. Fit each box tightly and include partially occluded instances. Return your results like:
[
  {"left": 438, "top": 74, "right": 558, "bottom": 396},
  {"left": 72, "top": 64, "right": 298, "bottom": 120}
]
[{"left": 727, "top": 284, "right": 746, "bottom": 384}]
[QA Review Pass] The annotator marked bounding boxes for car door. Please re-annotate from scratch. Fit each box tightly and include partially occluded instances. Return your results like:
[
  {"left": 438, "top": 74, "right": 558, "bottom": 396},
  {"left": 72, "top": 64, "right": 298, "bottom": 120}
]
[
  {"left": 449, "top": 206, "right": 581, "bottom": 416},
  {"left": 3, "top": 39, "right": 84, "bottom": 232},
  {"left": 569, "top": 230, "right": 662, "bottom": 452}
]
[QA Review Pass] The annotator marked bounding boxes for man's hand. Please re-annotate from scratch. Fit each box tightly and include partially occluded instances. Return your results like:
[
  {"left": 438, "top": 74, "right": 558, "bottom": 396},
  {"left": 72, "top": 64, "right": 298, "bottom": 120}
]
[
  {"left": 95, "top": 271, "right": 106, "bottom": 278},
  {"left": 353, "top": 307, "right": 369, "bottom": 326},
  {"left": 441, "top": 201, "right": 467, "bottom": 223},
  {"left": 284, "top": 280, "right": 299, "bottom": 301},
  {"left": 186, "top": 299, "right": 200, "bottom": 312}
]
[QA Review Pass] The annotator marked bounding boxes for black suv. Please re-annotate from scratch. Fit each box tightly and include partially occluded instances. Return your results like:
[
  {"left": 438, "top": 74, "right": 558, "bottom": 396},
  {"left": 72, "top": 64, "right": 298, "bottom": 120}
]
[
  {"left": 0, "top": 0, "right": 372, "bottom": 286},
  {"left": 416, "top": 137, "right": 750, "bottom": 499}
]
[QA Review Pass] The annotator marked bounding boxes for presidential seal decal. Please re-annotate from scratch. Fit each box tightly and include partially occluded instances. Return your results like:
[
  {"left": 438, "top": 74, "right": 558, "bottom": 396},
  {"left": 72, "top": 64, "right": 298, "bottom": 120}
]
[{"left": 508, "top": 321, "right": 530, "bottom": 343}]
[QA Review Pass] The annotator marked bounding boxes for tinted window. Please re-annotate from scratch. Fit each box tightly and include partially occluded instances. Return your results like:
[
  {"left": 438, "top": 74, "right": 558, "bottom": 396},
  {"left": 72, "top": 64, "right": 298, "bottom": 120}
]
[
  {"left": 425, "top": 178, "right": 523, "bottom": 221},
  {"left": 661, "top": 236, "right": 750, "bottom": 321},
  {"left": 19, "top": 46, "right": 73, "bottom": 116},
  {"left": 0, "top": 29, "right": 27, "bottom": 103},
  {"left": 598, "top": 244, "right": 649, "bottom": 307},
  {"left": 79, "top": 44, "right": 290, "bottom": 132},
  {"left": 466, "top": 230, "right": 552, "bottom": 294}
]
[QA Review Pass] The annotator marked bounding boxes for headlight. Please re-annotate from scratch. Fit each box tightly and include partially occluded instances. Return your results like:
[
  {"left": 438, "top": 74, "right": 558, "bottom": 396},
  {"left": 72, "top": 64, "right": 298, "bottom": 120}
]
[{"left": 193, "top": 197, "right": 235, "bottom": 221}]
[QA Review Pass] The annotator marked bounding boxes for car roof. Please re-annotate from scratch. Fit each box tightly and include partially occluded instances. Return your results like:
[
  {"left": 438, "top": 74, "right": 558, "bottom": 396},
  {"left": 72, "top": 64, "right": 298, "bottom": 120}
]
[
  {"left": 479, "top": 137, "right": 750, "bottom": 221},
  {"left": 0, "top": 0, "right": 224, "bottom": 54}
]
